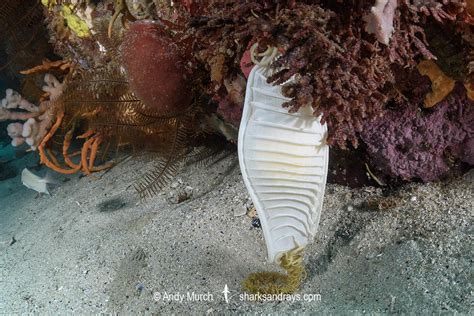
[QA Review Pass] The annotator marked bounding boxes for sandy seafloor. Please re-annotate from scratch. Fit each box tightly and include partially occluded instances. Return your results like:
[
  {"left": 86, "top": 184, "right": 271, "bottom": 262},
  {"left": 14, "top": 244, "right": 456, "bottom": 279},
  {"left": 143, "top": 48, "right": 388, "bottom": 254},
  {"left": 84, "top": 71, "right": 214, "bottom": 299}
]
[{"left": 0, "top": 144, "right": 472, "bottom": 314}]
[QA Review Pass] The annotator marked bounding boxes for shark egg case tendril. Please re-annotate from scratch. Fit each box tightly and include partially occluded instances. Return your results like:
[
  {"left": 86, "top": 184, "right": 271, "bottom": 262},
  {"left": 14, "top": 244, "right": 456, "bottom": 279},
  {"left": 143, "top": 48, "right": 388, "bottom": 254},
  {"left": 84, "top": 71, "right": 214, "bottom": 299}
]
[{"left": 121, "top": 20, "right": 192, "bottom": 114}]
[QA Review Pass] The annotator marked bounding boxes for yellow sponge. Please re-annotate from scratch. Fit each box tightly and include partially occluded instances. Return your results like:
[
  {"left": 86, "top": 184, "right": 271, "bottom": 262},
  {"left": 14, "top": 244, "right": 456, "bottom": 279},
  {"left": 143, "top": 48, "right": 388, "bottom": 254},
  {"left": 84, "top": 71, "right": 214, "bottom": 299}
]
[{"left": 61, "top": 4, "right": 91, "bottom": 38}]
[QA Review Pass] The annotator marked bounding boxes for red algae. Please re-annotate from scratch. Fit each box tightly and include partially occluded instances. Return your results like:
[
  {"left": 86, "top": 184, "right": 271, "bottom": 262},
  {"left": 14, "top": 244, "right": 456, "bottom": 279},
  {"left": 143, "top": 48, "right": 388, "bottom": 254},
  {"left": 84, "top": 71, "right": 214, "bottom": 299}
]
[{"left": 121, "top": 20, "right": 191, "bottom": 114}]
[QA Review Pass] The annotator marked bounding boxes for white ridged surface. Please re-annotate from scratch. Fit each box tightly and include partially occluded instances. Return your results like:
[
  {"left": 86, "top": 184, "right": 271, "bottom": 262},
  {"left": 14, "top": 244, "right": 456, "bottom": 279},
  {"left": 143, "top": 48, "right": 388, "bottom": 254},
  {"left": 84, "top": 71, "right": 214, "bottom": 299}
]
[{"left": 238, "top": 65, "right": 329, "bottom": 263}]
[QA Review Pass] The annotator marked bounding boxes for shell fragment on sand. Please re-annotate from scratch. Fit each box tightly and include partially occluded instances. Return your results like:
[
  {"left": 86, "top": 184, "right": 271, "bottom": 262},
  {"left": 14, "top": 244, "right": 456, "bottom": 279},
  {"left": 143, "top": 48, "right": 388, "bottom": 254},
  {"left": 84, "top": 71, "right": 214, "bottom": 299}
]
[{"left": 21, "top": 168, "right": 55, "bottom": 195}]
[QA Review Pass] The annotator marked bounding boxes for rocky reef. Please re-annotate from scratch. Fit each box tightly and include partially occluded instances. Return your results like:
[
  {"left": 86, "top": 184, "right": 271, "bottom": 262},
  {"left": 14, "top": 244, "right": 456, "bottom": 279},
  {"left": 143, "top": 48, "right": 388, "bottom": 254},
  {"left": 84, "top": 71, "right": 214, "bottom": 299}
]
[{"left": 0, "top": 0, "right": 472, "bottom": 188}]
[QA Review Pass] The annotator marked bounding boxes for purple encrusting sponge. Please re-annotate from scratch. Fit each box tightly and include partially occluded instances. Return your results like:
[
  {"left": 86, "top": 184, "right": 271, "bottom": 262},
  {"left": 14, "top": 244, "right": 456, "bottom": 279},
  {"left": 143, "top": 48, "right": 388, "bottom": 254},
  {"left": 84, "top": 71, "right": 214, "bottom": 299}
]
[{"left": 361, "top": 83, "right": 473, "bottom": 182}]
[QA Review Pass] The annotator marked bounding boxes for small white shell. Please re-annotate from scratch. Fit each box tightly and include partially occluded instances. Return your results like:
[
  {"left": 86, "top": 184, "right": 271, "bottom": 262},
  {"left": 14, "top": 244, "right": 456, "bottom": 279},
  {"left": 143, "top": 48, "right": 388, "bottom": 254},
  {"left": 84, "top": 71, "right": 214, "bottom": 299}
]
[
  {"left": 21, "top": 168, "right": 50, "bottom": 195},
  {"left": 238, "top": 65, "right": 329, "bottom": 263}
]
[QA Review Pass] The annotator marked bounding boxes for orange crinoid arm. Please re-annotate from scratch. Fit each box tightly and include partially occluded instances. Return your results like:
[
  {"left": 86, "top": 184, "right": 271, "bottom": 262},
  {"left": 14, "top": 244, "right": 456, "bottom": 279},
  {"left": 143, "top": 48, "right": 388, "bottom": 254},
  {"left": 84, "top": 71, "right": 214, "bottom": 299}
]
[
  {"left": 38, "top": 112, "right": 82, "bottom": 174},
  {"left": 38, "top": 113, "right": 113, "bottom": 175}
]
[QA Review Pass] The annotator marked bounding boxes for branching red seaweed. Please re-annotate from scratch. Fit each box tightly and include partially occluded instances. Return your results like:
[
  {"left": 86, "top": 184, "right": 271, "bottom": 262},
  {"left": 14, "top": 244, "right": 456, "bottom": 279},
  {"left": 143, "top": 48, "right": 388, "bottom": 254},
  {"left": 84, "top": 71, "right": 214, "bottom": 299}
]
[{"left": 188, "top": 0, "right": 448, "bottom": 148}]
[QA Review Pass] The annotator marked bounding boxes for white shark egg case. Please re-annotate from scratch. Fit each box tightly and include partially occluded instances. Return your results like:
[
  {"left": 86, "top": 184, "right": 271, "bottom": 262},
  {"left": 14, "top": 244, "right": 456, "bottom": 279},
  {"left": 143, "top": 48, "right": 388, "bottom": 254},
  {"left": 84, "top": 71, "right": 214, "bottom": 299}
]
[{"left": 238, "top": 64, "right": 329, "bottom": 263}]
